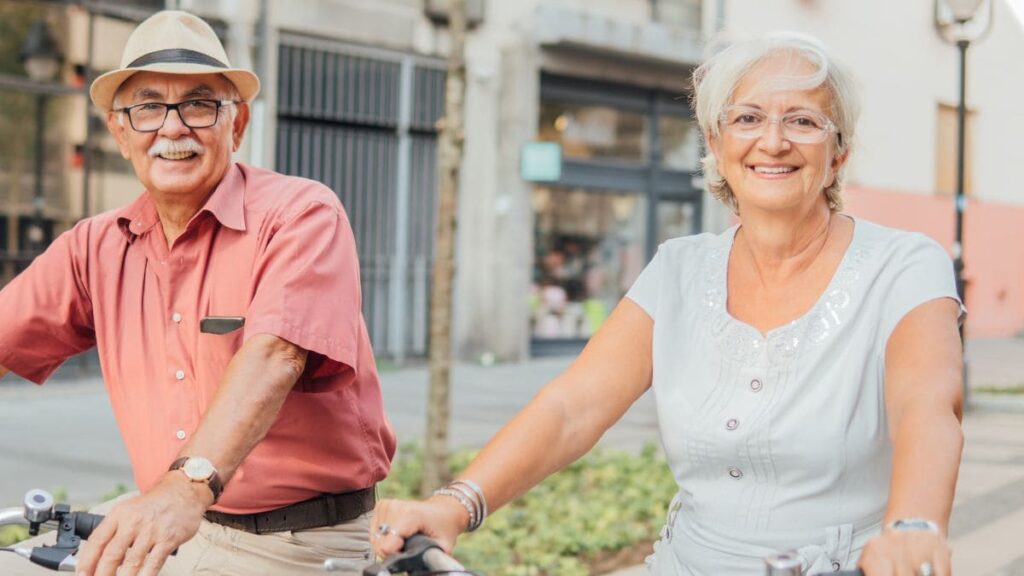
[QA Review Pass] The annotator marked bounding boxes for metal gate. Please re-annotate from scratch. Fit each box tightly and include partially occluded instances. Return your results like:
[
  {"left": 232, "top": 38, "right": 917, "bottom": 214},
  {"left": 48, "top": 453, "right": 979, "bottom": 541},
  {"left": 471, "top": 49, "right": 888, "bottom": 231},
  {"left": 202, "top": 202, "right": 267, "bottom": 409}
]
[{"left": 276, "top": 36, "right": 444, "bottom": 361}]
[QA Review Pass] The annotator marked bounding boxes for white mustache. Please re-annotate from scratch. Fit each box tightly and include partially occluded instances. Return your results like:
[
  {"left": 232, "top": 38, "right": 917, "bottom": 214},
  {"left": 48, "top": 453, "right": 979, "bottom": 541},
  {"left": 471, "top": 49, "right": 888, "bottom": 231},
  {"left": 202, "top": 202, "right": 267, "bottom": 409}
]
[{"left": 148, "top": 137, "right": 205, "bottom": 158}]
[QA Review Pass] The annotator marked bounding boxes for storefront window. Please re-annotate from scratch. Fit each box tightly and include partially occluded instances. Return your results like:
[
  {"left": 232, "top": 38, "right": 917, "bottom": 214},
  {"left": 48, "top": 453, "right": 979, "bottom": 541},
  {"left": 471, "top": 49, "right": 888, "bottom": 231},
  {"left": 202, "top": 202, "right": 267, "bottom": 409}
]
[
  {"left": 539, "top": 100, "right": 649, "bottom": 163},
  {"left": 659, "top": 114, "right": 701, "bottom": 171},
  {"left": 531, "top": 187, "right": 647, "bottom": 339}
]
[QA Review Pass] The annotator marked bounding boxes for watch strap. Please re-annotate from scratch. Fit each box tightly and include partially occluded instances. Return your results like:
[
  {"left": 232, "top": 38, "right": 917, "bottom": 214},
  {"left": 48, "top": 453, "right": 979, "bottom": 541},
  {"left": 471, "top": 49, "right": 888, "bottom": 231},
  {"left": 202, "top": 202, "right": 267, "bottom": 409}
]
[{"left": 169, "top": 457, "right": 224, "bottom": 504}]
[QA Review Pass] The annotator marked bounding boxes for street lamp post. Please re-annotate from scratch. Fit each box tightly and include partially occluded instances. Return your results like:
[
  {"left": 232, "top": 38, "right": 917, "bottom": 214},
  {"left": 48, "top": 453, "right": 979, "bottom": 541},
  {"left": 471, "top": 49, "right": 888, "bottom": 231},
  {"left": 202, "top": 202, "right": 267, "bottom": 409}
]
[
  {"left": 19, "top": 20, "right": 63, "bottom": 259},
  {"left": 933, "top": 0, "right": 992, "bottom": 410}
]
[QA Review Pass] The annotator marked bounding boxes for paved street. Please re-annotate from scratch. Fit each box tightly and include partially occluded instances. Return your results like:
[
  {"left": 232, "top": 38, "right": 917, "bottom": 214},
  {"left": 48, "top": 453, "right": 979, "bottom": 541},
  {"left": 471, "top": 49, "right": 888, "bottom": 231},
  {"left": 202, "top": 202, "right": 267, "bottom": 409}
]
[{"left": 1, "top": 338, "right": 1022, "bottom": 574}]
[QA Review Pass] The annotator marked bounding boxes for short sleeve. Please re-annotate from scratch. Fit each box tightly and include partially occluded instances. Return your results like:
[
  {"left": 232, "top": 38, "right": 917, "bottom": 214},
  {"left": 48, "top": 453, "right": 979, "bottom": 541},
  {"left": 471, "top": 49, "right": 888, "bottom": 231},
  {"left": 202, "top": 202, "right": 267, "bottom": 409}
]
[
  {"left": 625, "top": 247, "right": 663, "bottom": 318},
  {"left": 878, "top": 234, "right": 964, "bottom": 343},
  {"left": 243, "top": 201, "right": 362, "bottom": 375},
  {"left": 0, "top": 225, "right": 96, "bottom": 383}
]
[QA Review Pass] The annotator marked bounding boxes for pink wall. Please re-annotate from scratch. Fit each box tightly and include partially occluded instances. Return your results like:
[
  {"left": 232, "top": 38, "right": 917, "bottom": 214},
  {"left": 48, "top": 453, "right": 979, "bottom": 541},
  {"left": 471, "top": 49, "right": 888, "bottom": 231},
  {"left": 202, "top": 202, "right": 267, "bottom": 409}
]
[{"left": 844, "top": 186, "right": 1024, "bottom": 338}]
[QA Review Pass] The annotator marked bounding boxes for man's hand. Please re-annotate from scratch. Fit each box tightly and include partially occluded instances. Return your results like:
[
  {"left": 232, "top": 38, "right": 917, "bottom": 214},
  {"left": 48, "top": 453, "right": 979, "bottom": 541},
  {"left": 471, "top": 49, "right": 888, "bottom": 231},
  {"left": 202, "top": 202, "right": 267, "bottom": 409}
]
[{"left": 75, "top": 472, "right": 211, "bottom": 576}]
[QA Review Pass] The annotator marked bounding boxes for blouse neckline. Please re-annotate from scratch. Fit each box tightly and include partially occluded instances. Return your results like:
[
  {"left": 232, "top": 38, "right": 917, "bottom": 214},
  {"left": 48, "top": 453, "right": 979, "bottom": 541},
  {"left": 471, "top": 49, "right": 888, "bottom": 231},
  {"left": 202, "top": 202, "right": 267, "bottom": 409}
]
[{"left": 720, "top": 214, "right": 862, "bottom": 340}]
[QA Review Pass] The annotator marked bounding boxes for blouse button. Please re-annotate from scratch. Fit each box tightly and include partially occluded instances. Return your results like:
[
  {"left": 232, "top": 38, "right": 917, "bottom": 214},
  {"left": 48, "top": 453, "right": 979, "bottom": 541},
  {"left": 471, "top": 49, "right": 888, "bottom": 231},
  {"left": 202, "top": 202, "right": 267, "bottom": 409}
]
[
  {"left": 172, "top": 312, "right": 182, "bottom": 323},
  {"left": 832, "top": 561, "right": 841, "bottom": 572},
  {"left": 728, "top": 466, "right": 743, "bottom": 479},
  {"left": 175, "top": 370, "right": 186, "bottom": 381},
  {"left": 750, "top": 379, "right": 763, "bottom": 392},
  {"left": 726, "top": 418, "right": 739, "bottom": 431},
  {"left": 175, "top": 430, "right": 186, "bottom": 440}
]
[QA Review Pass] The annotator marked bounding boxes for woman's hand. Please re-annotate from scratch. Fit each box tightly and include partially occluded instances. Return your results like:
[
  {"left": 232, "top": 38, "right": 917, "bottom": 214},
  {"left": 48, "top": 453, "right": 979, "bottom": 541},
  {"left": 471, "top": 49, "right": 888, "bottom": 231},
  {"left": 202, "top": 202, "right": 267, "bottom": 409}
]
[
  {"left": 370, "top": 495, "right": 470, "bottom": 560},
  {"left": 858, "top": 529, "right": 951, "bottom": 576}
]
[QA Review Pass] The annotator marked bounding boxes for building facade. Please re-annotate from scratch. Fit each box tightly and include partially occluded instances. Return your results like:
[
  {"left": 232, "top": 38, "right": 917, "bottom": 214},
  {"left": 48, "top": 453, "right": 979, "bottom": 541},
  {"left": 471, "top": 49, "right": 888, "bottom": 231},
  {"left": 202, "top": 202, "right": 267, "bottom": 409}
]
[
  {"left": 181, "top": 0, "right": 712, "bottom": 361},
  {"left": 5, "top": 0, "right": 1021, "bottom": 363}
]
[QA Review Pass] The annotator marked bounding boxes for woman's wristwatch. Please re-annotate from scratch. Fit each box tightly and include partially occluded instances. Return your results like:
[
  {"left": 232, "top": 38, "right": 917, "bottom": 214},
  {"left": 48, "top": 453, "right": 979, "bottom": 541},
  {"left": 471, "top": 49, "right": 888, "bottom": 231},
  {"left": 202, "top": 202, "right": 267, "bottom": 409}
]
[{"left": 885, "top": 518, "right": 941, "bottom": 533}]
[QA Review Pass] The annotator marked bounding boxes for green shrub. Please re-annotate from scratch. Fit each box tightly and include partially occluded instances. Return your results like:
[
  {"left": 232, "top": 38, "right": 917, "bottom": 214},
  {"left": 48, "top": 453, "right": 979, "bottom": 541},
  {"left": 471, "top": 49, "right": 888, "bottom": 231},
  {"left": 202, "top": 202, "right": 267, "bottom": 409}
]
[
  {"left": 378, "top": 443, "right": 676, "bottom": 576},
  {"left": 0, "top": 525, "right": 28, "bottom": 547}
]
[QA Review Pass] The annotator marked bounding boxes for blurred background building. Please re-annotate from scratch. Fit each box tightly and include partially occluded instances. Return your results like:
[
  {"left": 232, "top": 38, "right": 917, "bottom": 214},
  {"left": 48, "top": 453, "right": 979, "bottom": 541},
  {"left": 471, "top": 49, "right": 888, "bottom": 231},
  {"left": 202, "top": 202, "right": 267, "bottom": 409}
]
[{"left": 1, "top": 0, "right": 1021, "bottom": 363}]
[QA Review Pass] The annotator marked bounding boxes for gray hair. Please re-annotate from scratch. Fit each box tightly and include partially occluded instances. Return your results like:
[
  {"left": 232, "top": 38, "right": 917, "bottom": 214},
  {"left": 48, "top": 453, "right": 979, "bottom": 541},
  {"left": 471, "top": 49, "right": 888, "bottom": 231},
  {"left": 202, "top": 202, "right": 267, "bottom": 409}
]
[
  {"left": 112, "top": 74, "right": 242, "bottom": 126},
  {"left": 692, "top": 31, "right": 861, "bottom": 213}
]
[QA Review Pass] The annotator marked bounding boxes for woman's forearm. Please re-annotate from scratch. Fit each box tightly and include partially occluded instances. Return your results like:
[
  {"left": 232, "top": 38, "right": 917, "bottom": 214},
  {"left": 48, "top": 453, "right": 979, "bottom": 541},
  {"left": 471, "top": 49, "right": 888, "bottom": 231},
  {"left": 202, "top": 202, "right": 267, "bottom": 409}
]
[
  {"left": 884, "top": 403, "right": 964, "bottom": 532},
  {"left": 452, "top": 300, "right": 653, "bottom": 516},
  {"left": 457, "top": 378, "right": 609, "bottom": 512}
]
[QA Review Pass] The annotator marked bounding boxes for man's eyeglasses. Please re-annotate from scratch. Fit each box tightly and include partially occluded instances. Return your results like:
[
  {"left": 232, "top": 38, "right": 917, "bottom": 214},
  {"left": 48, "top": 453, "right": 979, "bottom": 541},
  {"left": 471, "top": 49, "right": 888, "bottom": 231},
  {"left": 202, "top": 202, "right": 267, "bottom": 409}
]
[
  {"left": 116, "top": 99, "right": 237, "bottom": 133},
  {"left": 719, "top": 105, "right": 838, "bottom": 145}
]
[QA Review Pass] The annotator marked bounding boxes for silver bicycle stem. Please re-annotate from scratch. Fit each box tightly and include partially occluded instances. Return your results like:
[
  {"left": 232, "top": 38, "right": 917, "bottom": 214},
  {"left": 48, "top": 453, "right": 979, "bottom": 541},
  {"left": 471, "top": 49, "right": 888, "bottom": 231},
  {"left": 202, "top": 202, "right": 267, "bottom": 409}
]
[{"left": 765, "top": 550, "right": 803, "bottom": 576}]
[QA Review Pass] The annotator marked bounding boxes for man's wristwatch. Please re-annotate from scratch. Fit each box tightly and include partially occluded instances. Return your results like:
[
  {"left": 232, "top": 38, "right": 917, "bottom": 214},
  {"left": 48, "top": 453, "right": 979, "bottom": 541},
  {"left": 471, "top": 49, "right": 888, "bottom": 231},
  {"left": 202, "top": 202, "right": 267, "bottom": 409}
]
[
  {"left": 169, "top": 456, "right": 223, "bottom": 504},
  {"left": 886, "top": 518, "right": 941, "bottom": 533}
]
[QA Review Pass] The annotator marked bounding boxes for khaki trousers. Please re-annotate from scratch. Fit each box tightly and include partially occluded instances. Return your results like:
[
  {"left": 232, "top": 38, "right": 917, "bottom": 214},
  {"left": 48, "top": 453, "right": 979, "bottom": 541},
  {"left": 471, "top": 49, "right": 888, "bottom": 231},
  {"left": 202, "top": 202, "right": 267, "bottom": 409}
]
[{"left": 0, "top": 493, "right": 373, "bottom": 575}]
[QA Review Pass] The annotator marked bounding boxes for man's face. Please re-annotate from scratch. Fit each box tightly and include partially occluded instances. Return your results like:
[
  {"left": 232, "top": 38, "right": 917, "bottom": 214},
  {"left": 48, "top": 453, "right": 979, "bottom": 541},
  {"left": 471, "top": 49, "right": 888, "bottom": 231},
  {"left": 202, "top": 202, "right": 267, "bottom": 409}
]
[{"left": 107, "top": 72, "right": 250, "bottom": 199}]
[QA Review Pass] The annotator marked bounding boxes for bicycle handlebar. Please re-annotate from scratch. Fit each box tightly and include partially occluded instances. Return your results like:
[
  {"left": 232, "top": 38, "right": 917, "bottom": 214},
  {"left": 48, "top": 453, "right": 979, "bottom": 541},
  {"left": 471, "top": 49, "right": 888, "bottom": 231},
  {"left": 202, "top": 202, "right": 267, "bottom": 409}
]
[
  {"left": 0, "top": 489, "right": 106, "bottom": 571},
  {"left": 346, "top": 534, "right": 471, "bottom": 575}
]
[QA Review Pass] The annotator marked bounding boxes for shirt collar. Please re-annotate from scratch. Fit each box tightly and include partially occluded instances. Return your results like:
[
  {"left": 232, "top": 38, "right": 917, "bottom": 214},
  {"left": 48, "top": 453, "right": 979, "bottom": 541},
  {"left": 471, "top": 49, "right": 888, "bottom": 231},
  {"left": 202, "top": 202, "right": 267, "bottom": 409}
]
[
  {"left": 115, "top": 163, "right": 247, "bottom": 241},
  {"left": 199, "top": 163, "right": 246, "bottom": 233},
  {"left": 115, "top": 193, "right": 159, "bottom": 242}
]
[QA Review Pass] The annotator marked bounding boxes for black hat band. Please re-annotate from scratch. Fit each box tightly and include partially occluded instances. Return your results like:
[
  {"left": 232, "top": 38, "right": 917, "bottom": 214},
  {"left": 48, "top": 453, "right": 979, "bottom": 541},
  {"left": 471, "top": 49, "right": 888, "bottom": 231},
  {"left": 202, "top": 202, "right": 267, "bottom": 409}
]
[{"left": 128, "top": 48, "right": 227, "bottom": 69}]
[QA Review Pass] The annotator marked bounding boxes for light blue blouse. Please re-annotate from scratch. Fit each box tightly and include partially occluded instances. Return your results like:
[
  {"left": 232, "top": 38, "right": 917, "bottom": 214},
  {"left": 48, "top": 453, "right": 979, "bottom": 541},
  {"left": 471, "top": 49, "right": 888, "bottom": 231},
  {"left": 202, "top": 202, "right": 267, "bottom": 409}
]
[{"left": 626, "top": 217, "right": 962, "bottom": 575}]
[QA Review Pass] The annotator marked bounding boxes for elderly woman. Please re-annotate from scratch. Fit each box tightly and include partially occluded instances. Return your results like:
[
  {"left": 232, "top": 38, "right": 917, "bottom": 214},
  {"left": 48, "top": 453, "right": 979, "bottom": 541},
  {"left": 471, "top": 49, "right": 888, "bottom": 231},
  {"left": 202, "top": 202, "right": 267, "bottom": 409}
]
[{"left": 373, "top": 32, "right": 963, "bottom": 576}]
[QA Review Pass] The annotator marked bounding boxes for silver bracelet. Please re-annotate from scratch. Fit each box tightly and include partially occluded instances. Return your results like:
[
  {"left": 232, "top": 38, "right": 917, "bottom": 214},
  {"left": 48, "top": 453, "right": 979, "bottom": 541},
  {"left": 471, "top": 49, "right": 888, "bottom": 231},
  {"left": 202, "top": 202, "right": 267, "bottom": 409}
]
[
  {"left": 432, "top": 487, "right": 479, "bottom": 531},
  {"left": 452, "top": 479, "right": 489, "bottom": 521},
  {"left": 885, "top": 518, "right": 941, "bottom": 533},
  {"left": 447, "top": 483, "right": 486, "bottom": 531}
]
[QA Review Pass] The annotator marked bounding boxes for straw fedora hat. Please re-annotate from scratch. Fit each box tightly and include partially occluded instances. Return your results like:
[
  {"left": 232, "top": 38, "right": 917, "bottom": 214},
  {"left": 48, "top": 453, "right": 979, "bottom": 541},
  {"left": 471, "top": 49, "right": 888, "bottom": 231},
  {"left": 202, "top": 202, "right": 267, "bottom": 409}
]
[{"left": 90, "top": 10, "right": 260, "bottom": 111}]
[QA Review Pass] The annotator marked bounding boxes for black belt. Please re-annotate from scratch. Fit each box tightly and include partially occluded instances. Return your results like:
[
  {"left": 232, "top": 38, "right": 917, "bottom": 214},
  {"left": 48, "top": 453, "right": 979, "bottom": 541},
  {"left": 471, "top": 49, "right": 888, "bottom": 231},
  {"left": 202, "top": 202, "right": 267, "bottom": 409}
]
[{"left": 204, "top": 487, "right": 376, "bottom": 534}]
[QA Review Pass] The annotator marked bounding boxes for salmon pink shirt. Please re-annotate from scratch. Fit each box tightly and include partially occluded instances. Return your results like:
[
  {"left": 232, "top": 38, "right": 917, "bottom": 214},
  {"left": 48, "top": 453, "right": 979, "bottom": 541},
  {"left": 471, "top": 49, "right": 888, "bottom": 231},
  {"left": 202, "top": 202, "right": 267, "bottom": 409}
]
[{"left": 0, "top": 163, "right": 396, "bottom": 514}]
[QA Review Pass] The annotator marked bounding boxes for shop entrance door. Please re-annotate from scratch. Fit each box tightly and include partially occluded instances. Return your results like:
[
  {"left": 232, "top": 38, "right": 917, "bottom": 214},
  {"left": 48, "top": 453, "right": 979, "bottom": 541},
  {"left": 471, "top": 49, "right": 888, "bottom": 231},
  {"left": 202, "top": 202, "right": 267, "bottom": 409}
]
[{"left": 531, "top": 74, "right": 703, "bottom": 355}]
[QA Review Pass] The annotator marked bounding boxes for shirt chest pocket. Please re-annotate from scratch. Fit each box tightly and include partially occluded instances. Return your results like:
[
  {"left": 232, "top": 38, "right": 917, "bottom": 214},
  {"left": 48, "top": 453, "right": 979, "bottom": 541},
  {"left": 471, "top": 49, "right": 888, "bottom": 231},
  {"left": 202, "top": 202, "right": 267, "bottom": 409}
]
[{"left": 196, "top": 318, "right": 245, "bottom": 377}]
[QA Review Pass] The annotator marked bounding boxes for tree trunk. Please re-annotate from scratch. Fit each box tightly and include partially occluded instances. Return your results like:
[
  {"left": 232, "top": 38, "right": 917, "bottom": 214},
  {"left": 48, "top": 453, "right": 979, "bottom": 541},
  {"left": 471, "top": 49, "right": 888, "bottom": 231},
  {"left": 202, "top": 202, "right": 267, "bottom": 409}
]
[{"left": 421, "top": 0, "right": 467, "bottom": 497}]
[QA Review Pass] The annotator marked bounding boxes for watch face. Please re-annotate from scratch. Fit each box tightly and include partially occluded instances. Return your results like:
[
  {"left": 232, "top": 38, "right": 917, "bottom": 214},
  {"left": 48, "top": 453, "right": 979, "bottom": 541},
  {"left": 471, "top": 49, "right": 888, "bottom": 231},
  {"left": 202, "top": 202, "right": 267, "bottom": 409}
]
[{"left": 183, "top": 457, "right": 215, "bottom": 480}]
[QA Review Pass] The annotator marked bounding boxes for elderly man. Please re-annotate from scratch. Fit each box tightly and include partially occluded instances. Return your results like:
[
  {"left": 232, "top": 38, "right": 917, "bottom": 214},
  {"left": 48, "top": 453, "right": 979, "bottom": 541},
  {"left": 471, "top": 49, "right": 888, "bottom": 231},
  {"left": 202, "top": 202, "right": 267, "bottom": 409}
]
[{"left": 0, "top": 10, "right": 394, "bottom": 576}]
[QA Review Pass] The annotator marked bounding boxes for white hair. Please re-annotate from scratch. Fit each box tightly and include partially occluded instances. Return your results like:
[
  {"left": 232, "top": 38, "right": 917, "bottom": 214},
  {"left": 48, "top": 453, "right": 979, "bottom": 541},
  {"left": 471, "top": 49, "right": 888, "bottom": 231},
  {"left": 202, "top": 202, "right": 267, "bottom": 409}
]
[{"left": 692, "top": 31, "right": 861, "bottom": 213}]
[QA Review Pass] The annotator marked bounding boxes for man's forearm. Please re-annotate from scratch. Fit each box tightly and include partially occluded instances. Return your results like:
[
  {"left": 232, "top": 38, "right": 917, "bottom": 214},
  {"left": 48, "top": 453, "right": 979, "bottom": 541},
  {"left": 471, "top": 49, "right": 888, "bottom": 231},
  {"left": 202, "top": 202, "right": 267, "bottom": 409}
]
[{"left": 178, "top": 334, "right": 307, "bottom": 485}]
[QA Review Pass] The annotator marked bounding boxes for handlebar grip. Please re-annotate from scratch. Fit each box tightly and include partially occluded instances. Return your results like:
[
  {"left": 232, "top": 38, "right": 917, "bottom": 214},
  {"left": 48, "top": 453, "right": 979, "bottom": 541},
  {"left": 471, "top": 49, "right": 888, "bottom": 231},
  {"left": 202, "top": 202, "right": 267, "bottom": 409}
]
[
  {"left": 73, "top": 511, "right": 104, "bottom": 540},
  {"left": 359, "top": 533, "right": 467, "bottom": 575}
]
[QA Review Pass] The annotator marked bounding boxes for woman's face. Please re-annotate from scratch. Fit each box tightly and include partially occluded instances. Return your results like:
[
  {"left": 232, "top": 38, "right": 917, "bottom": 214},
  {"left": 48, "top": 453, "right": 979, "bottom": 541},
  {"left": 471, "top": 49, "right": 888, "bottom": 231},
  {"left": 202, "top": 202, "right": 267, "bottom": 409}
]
[{"left": 708, "top": 53, "right": 846, "bottom": 215}]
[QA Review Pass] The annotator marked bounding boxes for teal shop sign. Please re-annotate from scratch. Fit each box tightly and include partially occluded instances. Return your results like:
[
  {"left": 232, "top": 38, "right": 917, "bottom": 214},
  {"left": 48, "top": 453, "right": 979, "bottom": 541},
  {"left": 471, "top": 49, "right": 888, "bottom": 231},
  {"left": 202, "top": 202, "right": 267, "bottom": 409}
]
[{"left": 520, "top": 142, "right": 562, "bottom": 182}]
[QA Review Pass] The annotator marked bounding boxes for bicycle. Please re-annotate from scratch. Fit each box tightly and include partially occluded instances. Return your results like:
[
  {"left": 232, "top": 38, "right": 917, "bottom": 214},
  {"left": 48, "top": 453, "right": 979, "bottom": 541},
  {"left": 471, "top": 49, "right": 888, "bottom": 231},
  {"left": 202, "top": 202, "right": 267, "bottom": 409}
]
[{"left": 2, "top": 489, "right": 864, "bottom": 575}]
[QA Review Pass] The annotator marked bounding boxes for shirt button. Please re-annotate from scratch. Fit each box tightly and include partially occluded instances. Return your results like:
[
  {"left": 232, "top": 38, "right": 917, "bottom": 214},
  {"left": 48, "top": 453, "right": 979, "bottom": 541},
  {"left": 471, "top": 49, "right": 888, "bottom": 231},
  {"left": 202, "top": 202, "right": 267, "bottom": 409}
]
[
  {"left": 750, "top": 379, "right": 763, "bottom": 392},
  {"left": 832, "top": 561, "right": 841, "bottom": 572},
  {"left": 172, "top": 312, "right": 182, "bottom": 323},
  {"left": 726, "top": 419, "right": 739, "bottom": 431},
  {"left": 175, "top": 430, "right": 186, "bottom": 440},
  {"left": 175, "top": 370, "right": 186, "bottom": 381},
  {"left": 728, "top": 466, "right": 743, "bottom": 479}
]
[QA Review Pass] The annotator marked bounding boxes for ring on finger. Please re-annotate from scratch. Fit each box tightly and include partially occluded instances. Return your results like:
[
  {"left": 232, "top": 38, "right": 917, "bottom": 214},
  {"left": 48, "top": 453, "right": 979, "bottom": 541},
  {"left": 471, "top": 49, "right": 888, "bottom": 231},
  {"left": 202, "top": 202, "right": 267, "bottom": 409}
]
[
  {"left": 374, "top": 523, "right": 399, "bottom": 539},
  {"left": 917, "top": 561, "right": 935, "bottom": 576}
]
